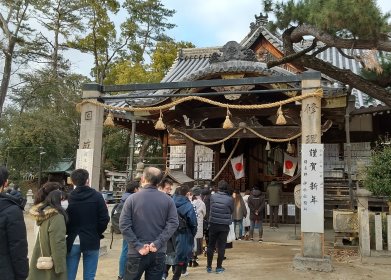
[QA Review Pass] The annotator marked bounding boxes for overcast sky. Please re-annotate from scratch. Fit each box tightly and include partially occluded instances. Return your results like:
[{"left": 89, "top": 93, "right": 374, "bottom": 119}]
[{"left": 65, "top": 0, "right": 391, "bottom": 78}]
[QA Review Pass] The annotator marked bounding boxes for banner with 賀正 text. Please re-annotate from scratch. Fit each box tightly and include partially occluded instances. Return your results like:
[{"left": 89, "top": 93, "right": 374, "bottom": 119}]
[
  {"left": 301, "top": 144, "right": 324, "bottom": 233},
  {"left": 76, "top": 149, "right": 94, "bottom": 185}
]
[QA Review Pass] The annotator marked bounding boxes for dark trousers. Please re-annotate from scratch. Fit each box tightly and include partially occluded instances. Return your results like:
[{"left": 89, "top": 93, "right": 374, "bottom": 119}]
[
  {"left": 270, "top": 205, "right": 279, "bottom": 227},
  {"left": 206, "top": 225, "right": 229, "bottom": 269},
  {"left": 172, "top": 263, "right": 184, "bottom": 280},
  {"left": 124, "top": 252, "right": 165, "bottom": 280}
]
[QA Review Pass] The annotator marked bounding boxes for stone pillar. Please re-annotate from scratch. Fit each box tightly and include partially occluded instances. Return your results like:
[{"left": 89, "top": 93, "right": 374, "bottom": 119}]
[
  {"left": 25, "top": 189, "right": 34, "bottom": 211},
  {"left": 356, "top": 187, "right": 371, "bottom": 257},
  {"left": 77, "top": 83, "right": 104, "bottom": 190},
  {"left": 293, "top": 71, "right": 332, "bottom": 272},
  {"left": 301, "top": 71, "right": 323, "bottom": 257},
  {"left": 387, "top": 215, "right": 391, "bottom": 252},
  {"left": 375, "top": 214, "right": 383, "bottom": 250}
]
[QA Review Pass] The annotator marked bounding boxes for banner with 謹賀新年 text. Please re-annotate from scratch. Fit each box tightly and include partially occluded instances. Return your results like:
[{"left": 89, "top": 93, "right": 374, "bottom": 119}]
[{"left": 301, "top": 144, "right": 324, "bottom": 233}]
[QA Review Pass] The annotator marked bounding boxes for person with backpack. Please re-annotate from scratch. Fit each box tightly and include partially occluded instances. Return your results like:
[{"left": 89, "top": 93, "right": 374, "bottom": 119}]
[
  {"left": 168, "top": 185, "right": 197, "bottom": 280},
  {"left": 114, "top": 181, "right": 139, "bottom": 280}
]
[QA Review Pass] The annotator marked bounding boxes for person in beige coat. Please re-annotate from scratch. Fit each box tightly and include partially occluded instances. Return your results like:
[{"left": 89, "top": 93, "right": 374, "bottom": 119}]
[
  {"left": 28, "top": 190, "right": 67, "bottom": 280},
  {"left": 232, "top": 190, "right": 247, "bottom": 240}
]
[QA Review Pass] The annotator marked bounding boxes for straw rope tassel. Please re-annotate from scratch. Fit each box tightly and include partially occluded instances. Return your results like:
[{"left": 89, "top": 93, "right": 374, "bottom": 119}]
[
  {"left": 265, "top": 141, "right": 271, "bottom": 151},
  {"left": 287, "top": 142, "right": 293, "bottom": 154},
  {"left": 104, "top": 112, "right": 115, "bottom": 127},
  {"left": 276, "top": 105, "right": 287, "bottom": 125},
  {"left": 155, "top": 110, "right": 166, "bottom": 130},
  {"left": 222, "top": 107, "right": 234, "bottom": 129}
]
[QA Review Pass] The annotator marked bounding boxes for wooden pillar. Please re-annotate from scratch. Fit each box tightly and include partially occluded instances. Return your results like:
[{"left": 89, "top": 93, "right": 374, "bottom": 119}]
[
  {"left": 185, "top": 139, "right": 195, "bottom": 183},
  {"left": 76, "top": 83, "right": 104, "bottom": 190},
  {"left": 162, "top": 132, "right": 169, "bottom": 168}
]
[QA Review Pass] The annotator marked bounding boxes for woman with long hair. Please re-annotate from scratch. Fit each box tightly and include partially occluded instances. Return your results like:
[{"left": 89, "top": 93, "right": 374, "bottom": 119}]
[
  {"left": 232, "top": 190, "right": 247, "bottom": 240},
  {"left": 28, "top": 190, "right": 68, "bottom": 280},
  {"left": 33, "top": 182, "right": 62, "bottom": 237},
  {"left": 34, "top": 182, "right": 61, "bottom": 205}
]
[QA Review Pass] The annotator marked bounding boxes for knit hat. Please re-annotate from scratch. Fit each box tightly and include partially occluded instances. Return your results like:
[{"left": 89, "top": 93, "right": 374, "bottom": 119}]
[{"left": 191, "top": 186, "right": 202, "bottom": 196}]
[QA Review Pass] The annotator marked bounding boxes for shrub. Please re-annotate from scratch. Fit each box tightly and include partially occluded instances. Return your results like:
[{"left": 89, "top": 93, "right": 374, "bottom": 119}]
[{"left": 364, "top": 146, "right": 391, "bottom": 199}]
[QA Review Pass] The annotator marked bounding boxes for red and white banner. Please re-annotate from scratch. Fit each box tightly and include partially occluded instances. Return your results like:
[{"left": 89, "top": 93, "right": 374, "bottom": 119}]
[
  {"left": 283, "top": 153, "right": 298, "bottom": 176},
  {"left": 230, "top": 154, "right": 245, "bottom": 179}
]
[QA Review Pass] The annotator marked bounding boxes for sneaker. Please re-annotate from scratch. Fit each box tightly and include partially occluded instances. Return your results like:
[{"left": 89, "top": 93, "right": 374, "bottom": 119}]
[
  {"left": 259, "top": 239, "right": 263, "bottom": 243},
  {"left": 215, "top": 267, "right": 225, "bottom": 274},
  {"left": 206, "top": 267, "right": 213, "bottom": 273},
  {"left": 182, "top": 271, "right": 189, "bottom": 277},
  {"left": 250, "top": 238, "right": 254, "bottom": 241}
]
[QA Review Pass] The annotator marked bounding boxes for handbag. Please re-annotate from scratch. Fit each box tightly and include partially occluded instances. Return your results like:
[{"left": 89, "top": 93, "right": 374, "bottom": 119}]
[
  {"left": 226, "top": 222, "right": 235, "bottom": 243},
  {"left": 36, "top": 230, "right": 53, "bottom": 270}
]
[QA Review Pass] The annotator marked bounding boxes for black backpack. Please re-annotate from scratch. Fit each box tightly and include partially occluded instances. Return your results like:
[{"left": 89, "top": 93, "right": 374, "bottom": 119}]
[
  {"left": 177, "top": 213, "right": 188, "bottom": 233},
  {"left": 111, "top": 202, "right": 124, "bottom": 234}
]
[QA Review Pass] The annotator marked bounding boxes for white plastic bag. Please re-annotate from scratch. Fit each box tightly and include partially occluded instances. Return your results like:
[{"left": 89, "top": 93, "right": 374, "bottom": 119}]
[{"left": 226, "top": 222, "right": 235, "bottom": 243}]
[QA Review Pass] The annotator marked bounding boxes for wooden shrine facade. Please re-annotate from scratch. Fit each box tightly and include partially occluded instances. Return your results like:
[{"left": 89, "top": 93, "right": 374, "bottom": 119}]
[{"left": 77, "top": 14, "right": 391, "bottom": 222}]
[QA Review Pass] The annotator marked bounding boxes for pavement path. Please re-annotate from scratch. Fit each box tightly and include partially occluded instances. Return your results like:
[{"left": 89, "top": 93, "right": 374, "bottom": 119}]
[{"left": 25, "top": 216, "right": 390, "bottom": 280}]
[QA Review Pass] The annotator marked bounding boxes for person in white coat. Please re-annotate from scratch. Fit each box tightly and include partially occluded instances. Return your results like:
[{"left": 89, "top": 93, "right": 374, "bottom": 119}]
[
  {"left": 189, "top": 186, "right": 206, "bottom": 267},
  {"left": 242, "top": 190, "right": 251, "bottom": 240}
]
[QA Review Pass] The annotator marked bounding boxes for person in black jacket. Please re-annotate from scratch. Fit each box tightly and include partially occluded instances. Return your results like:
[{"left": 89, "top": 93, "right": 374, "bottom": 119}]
[
  {"left": 66, "top": 169, "right": 110, "bottom": 280},
  {"left": 206, "top": 180, "right": 233, "bottom": 274},
  {"left": 0, "top": 166, "right": 29, "bottom": 280}
]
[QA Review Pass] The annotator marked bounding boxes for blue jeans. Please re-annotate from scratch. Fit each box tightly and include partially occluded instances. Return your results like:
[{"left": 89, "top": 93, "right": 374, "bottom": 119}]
[
  {"left": 67, "top": 244, "right": 100, "bottom": 280},
  {"left": 124, "top": 252, "right": 165, "bottom": 280},
  {"left": 249, "top": 220, "right": 263, "bottom": 239},
  {"left": 119, "top": 239, "right": 128, "bottom": 278},
  {"left": 233, "top": 219, "right": 243, "bottom": 238}
]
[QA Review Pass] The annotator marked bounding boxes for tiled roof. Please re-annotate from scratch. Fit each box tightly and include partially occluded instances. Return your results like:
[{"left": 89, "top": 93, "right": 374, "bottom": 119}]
[
  {"left": 107, "top": 21, "right": 384, "bottom": 110},
  {"left": 241, "top": 22, "right": 383, "bottom": 108}
]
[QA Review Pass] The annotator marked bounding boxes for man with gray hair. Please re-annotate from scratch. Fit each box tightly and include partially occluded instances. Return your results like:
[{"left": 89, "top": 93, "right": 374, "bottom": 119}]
[{"left": 120, "top": 167, "right": 179, "bottom": 280}]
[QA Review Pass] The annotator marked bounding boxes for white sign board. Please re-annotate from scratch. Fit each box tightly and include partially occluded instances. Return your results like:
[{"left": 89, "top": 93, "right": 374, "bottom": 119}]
[
  {"left": 76, "top": 149, "right": 94, "bottom": 184},
  {"left": 301, "top": 144, "right": 324, "bottom": 233}
]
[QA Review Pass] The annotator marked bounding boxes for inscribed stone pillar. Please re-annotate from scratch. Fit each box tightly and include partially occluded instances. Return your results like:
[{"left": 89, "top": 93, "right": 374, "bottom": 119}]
[
  {"left": 77, "top": 83, "right": 104, "bottom": 190},
  {"left": 300, "top": 71, "right": 323, "bottom": 258}
]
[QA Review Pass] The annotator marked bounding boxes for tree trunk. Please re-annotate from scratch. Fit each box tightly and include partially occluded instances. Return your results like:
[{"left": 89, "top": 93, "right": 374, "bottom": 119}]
[
  {"left": 138, "top": 138, "right": 151, "bottom": 162},
  {"left": 0, "top": 41, "right": 15, "bottom": 116}
]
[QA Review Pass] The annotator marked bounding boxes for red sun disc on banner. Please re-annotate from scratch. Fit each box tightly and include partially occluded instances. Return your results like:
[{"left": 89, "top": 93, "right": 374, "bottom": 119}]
[
  {"left": 235, "top": 163, "right": 243, "bottom": 171},
  {"left": 285, "top": 160, "right": 293, "bottom": 170}
]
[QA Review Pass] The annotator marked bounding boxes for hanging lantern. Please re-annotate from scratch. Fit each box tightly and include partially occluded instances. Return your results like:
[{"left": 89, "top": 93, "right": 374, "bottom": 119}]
[
  {"left": 104, "top": 112, "right": 115, "bottom": 127},
  {"left": 286, "top": 142, "right": 293, "bottom": 154},
  {"left": 220, "top": 143, "right": 226, "bottom": 154},
  {"left": 265, "top": 141, "right": 271, "bottom": 151},
  {"left": 276, "top": 105, "right": 287, "bottom": 125},
  {"left": 154, "top": 110, "right": 166, "bottom": 130},
  {"left": 222, "top": 107, "right": 234, "bottom": 129}
]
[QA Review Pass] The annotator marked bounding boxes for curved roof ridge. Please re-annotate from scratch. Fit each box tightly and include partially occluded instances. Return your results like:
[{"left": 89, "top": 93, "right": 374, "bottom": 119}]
[{"left": 180, "top": 47, "right": 221, "bottom": 59}]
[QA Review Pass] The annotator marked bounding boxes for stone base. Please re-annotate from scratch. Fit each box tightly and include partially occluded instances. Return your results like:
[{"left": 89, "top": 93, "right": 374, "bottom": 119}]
[{"left": 293, "top": 254, "right": 333, "bottom": 272}]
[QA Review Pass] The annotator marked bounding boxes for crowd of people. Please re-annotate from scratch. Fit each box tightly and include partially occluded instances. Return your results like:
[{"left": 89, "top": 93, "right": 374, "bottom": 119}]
[{"left": 0, "top": 165, "right": 282, "bottom": 280}]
